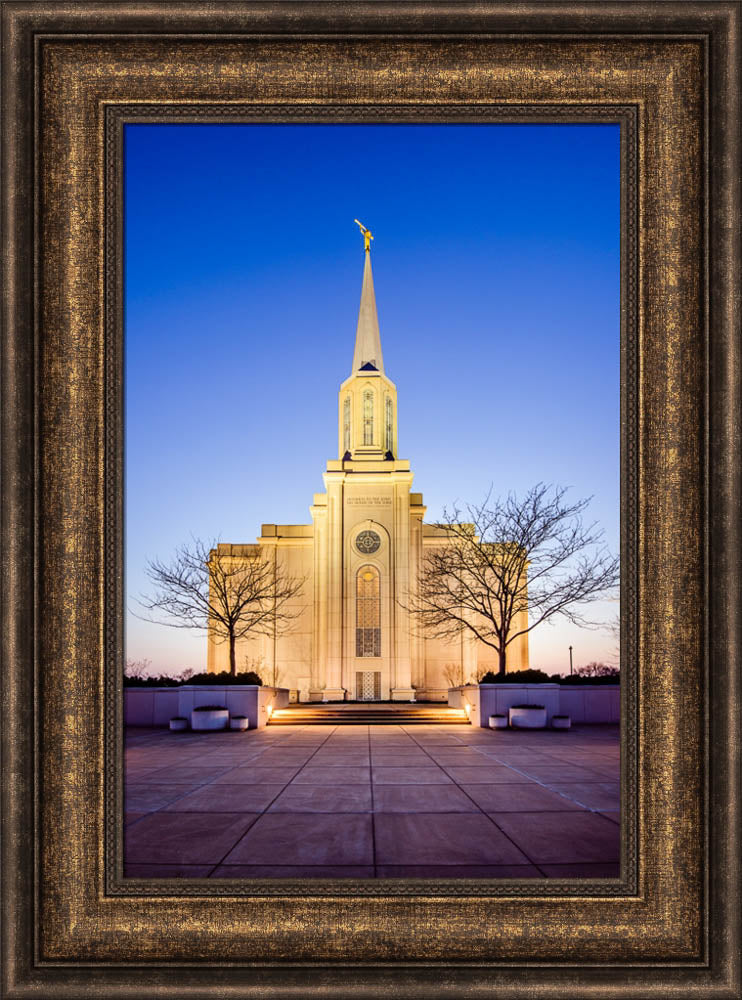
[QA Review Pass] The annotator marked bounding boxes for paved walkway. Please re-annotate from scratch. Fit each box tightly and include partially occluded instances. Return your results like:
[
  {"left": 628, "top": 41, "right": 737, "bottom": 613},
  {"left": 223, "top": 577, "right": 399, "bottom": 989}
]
[{"left": 125, "top": 722, "right": 620, "bottom": 879}]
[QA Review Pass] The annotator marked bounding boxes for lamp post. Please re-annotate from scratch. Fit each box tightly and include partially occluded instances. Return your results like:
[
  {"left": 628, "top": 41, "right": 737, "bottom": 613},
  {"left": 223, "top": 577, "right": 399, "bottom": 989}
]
[{"left": 569, "top": 645, "right": 573, "bottom": 676}]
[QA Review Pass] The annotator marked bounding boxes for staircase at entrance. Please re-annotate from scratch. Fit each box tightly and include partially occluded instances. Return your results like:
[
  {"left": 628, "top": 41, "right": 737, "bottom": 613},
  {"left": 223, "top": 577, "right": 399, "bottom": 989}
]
[{"left": 268, "top": 703, "right": 469, "bottom": 726}]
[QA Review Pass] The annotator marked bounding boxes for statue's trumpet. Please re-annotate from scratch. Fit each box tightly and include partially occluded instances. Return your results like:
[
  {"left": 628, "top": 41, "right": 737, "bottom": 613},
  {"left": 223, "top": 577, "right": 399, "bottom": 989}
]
[{"left": 354, "top": 219, "right": 374, "bottom": 252}]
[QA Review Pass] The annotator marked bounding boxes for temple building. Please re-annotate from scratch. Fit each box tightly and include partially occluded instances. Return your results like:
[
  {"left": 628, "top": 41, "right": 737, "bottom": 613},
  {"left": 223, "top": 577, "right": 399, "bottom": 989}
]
[{"left": 207, "top": 226, "right": 529, "bottom": 701}]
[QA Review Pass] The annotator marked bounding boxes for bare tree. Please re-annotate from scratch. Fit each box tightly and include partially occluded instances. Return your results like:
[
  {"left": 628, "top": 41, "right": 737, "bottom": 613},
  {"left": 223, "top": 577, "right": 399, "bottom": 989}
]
[
  {"left": 408, "top": 484, "right": 619, "bottom": 677},
  {"left": 245, "top": 654, "right": 285, "bottom": 689},
  {"left": 442, "top": 662, "right": 467, "bottom": 688},
  {"left": 576, "top": 661, "right": 619, "bottom": 678},
  {"left": 606, "top": 612, "right": 621, "bottom": 668},
  {"left": 125, "top": 657, "right": 152, "bottom": 679},
  {"left": 138, "top": 538, "right": 305, "bottom": 676}
]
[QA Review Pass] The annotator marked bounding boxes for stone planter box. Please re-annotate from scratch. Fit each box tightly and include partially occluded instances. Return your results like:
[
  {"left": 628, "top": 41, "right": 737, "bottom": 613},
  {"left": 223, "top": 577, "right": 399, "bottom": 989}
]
[
  {"left": 448, "top": 684, "right": 619, "bottom": 727},
  {"left": 169, "top": 717, "right": 188, "bottom": 732},
  {"left": 557, "top": 686, "right": 620, "bottom": 724},
  {"left": 230, "top": 716, "right": 249, "bottom": 731},
  {"left": 488, "top": 714, "right": 508, "bottom": 729},
  {"left": 124, "top": 688, "right": 180, "bottom": 727},
  {"left": 552, "top": 715, "right": 571, "bottom": 730},
  {"left": 508, "top": 706, "right": 547, "bottom": 729},
  {"left": 124, "top": 685, "right": 290, "bottom": 730},
  {"left": 191, "top": 708, "right": 229, "bottom": 731},
  {"left": 179, "top": 685, "right": 289, "bottom": 730}
]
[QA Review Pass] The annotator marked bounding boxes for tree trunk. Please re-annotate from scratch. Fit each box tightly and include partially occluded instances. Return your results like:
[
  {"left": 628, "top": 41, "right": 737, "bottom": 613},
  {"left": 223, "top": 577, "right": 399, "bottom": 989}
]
[
  {"left": 229, "top": 633, "right": 236, "bottom": 676},
  {"left": 498, "top": 646, "right": 507, "bottom": 677}
]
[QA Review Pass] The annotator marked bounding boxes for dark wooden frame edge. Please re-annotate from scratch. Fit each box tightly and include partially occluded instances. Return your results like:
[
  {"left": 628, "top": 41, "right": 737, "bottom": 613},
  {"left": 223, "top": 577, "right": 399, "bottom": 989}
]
[{"left": 1, "top": 2, "right": 739, "bottom": 997}]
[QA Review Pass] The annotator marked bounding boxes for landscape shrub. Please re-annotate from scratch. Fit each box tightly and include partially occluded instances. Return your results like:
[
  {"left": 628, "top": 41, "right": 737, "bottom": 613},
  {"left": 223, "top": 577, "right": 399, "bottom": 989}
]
[
  {"left": 479, "top": 668, "right": 555, "bottom": 685},
  {"left": 123, "top": 674, "right": 181, "bottom": 687},
  {"left": 124, "top": 670, "right": 263, "bottom": 687},
  {"left": 559, "top": 672, "right": 620, "bottom": 685},
  {"left": 476, "top": 667, "right": 619, "bottom": 686},
  {"left": 187, "top": 671, "right": 263, "bottom": 686}
]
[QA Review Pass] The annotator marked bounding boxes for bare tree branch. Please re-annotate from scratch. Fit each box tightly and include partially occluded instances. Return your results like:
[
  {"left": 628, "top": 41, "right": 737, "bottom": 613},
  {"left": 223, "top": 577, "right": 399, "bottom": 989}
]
[
  {"left": 135, "top": 537, "right": 306, "bottom": 676},
  {"left": 406, "top": 484, "right": 619, "bottom": 676}
]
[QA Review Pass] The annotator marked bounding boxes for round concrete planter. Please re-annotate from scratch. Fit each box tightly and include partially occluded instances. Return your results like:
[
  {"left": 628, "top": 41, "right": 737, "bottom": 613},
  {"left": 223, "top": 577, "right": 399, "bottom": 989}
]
[
  {"left": 552, "top": 715, "right": 571, "bottom": 730},
  {"left": 230, "top": 716, "right": 249, "bottom": 731},
  {"left": 191, "top": 708, "right": 229, "bottom": 731},
  {"left": 169, "top": 717, "right": 188, "bottom": 732},
  {"left": 508, "top": 706, "right": 547, "bottom": 729},
  {"left": 489, "top": 714, "right": 508, "bottom": 729}
]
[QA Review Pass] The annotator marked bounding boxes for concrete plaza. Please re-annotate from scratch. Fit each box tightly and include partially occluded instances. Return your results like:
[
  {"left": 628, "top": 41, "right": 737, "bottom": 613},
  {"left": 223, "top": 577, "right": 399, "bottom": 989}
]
[{"left": 124, "top": 722, "right": 620, "bottom": 879}]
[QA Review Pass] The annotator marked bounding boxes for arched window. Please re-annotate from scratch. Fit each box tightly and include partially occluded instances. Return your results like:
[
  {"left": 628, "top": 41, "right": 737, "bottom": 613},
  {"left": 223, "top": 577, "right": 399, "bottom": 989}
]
[
  {"left": 363, "top": 389, "right": 374, "bottom": 445},
  {"left": 385, "top": 397, "right": 394, "bottom": 455},
  {"left": 356, "top": 565, "right": 381, "bottom": 657},
  {"left": 343, "top": 396, "right": 351, "bottom": 453}
]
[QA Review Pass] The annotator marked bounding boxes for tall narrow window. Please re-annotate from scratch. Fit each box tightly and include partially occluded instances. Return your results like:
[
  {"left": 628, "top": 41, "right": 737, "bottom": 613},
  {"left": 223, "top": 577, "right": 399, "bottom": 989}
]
[
  {"left": 363, "top": 389, "right": 374, "bottom": 445},
  {"left": 385, "top": 397, "right": 394, "bottom": 455},
  {"left": 356, "top": 566, "right": 381, "bottom": 657},
  {"left": 343, "top": 396, "right": 351, "bottom": 453}
]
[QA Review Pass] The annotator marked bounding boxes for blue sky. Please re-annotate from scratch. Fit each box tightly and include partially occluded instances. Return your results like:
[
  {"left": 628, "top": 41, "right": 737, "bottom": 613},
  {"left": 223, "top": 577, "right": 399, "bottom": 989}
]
[{"left": 125, "top": 122, "right": 620, "bottom": 676}]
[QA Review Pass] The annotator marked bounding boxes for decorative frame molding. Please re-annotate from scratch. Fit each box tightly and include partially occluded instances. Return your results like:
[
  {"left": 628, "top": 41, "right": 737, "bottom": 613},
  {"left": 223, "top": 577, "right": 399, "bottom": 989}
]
[
  {"left": 103, "top": 100, "right": 638, "bottom": 900},
  {"left": 1, "top": 3, "right": 739, "bottom": 997}
]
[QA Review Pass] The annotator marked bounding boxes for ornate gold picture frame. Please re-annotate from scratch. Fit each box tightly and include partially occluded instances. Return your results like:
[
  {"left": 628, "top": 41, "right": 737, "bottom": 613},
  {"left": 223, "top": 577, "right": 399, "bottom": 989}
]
[{"left": 2, "top": 2, "right": 739, "bottom": 996}]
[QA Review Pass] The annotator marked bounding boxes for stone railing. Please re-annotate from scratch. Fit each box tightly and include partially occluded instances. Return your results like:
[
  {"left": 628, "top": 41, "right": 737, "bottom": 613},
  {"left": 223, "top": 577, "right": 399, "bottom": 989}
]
[
  {"left": 449, "top": 683, "right": 620, "bottom": 727},
  {"left": 124, "top": 685, "right": 290, "bottom": 730}
]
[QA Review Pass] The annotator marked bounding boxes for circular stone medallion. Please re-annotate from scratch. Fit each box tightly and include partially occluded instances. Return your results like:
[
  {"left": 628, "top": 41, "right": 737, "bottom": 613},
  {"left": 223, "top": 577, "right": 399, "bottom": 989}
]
[{"left": 355, "top": 530, "right": 381, "bottom": 554}]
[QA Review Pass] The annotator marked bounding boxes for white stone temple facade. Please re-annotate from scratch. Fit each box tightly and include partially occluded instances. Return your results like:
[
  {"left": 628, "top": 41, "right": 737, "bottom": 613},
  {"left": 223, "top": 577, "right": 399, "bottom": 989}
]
[{"left": 207, "top": 234, "right": 529, "bottom": 701}]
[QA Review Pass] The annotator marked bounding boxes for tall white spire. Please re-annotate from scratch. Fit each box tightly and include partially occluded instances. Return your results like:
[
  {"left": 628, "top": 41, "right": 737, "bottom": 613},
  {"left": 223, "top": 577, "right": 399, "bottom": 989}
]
[
  {"left": 351, "top": 234, "right": 384, "bottom": 374},
  {"left": 338, "top": 225, "right": 398, "bottom": 462}
]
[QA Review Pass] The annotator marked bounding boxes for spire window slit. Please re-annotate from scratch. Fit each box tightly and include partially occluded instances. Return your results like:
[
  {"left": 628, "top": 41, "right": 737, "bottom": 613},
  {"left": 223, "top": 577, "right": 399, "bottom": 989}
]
[{"left": 363, "top": 389, "right": 374, "bottom": 446}]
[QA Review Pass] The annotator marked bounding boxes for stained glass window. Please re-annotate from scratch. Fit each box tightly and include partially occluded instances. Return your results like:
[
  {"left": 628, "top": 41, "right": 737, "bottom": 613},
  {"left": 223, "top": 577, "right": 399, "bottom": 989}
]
[
  {"left": 356, "top": 530, "right": 381, "bottom": 554},
  {"left": 363, "top": 389, "right": 374, "bottom": 445},
  {"left": 385, "top": 397, "right": 393, "bottom": 455},
  {"left": 343, "top": 396, "right": 351, "bottom": 453},
  {"left": 356, "top": 566, "right": 381, "bottom": 657}
]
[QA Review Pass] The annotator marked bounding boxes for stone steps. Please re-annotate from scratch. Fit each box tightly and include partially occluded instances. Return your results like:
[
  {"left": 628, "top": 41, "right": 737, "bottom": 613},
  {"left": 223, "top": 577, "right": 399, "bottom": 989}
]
[{"left": 269, "top": 704, "right": 469, "bottom": 726}]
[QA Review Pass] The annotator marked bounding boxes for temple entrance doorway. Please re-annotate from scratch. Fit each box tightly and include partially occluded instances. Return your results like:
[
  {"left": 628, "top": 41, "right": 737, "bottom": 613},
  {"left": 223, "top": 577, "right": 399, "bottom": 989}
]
[{"left": 356, "top": 670, "right": 381, "bottom": 701}]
